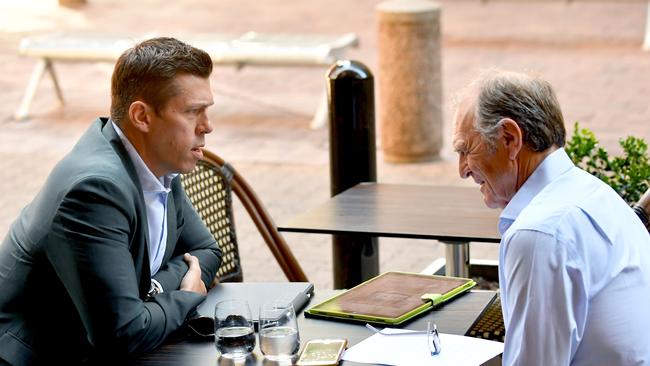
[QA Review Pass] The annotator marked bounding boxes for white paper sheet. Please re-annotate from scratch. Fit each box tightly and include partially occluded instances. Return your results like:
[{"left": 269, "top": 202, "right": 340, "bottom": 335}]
[{"left": 342, "top": 328, "right": 504, "bottom": 366}]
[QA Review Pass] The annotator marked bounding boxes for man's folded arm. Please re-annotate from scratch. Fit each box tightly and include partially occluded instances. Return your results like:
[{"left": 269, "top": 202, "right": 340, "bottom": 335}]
[
  {"left": 47, "top": 176, "right": 205, "bottom": 356},
  {"left": 152, "top": 181, "right": 221, "bottom": 292}
]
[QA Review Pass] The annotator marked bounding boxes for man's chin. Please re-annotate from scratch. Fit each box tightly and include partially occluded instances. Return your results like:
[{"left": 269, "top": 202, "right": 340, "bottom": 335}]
[
  {"left": 182, "top": 166, "right": 196, "bottom": 175},
  {"left": 482, "top": 195, "right": 503, "bottom": 209},
  {"left": 177, "top": 161, "right": 199, "bottom": 175}
]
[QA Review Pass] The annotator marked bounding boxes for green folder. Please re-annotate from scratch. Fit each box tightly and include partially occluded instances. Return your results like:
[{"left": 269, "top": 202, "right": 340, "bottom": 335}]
[{"left": 305, "top": 271, "right": 476, "bottom": 325}]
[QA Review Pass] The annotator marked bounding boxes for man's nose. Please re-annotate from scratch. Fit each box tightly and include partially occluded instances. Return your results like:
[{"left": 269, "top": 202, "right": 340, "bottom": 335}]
[
  {"left": 199, "top": 115, "right": 213, "bottom": 135},
  {"left": 458, "top": 156, "right": 471, "bottom": 179}
]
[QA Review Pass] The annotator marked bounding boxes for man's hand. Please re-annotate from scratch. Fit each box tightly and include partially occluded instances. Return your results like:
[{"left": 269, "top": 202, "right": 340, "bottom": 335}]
[{"left": 180, "top": 253, "right": 207, "bottom": 295}]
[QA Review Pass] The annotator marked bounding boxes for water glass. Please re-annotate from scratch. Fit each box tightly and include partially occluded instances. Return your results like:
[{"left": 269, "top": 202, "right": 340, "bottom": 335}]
[
  {"left": 214, "top": 299, "right": 256, "bottom": 359},
  {"left": 259, "top": 301, "right": 301, "bottom": 361}
]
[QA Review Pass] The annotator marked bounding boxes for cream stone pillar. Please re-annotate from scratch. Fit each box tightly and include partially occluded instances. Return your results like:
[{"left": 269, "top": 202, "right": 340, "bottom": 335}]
[
  {"left": 58, "top": 0, "right": 86, "bottom": 7},
  {"left": 377, "top": 0, "right": 443, "bottom": 162}
]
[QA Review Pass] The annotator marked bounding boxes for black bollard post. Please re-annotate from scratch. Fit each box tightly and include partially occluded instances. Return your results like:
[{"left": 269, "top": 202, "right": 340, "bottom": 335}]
[{"left": 327, "top": 60, "right": 379, "bottom": 289}]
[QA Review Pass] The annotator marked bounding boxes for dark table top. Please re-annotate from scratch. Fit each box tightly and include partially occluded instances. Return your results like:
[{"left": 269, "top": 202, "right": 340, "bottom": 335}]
[
  {"left": 278, "top": 183, "right": 501, "bottom": 243},
  {"left": 127, "top": 289, "right": 498, "bottom": 365}
]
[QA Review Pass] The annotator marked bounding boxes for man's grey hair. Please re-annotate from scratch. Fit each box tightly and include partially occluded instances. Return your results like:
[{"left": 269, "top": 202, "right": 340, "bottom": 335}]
[{"left": 472, "top": 70, "right": 566, "bottom": 152}]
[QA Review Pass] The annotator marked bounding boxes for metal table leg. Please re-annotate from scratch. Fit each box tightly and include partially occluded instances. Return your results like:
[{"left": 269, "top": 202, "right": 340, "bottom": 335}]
[
  {"left": 443, "top": 241, "right": 470, "bottom": 278},
  {"left": 15, "top": 59, "right": 48, "bottom": 120},
  {"left": 14, "top": 58, "right": 65, "bottom": 121},
  {"left": 310, "top": 88, "right": 328, "bottom": 129}
]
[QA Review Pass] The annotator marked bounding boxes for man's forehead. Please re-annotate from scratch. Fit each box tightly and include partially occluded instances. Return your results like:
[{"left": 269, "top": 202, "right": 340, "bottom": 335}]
[
  {"left": 453, "top": 96, "right": 476, "bottom": 133},
  {"left": 169, "top": 76, "right": 213, "bottom": 104}
]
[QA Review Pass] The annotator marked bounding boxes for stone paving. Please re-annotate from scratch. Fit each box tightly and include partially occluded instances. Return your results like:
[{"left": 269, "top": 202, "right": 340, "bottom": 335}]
[{"left": 1, "top": 0, "right": 649, "bottom": 289}]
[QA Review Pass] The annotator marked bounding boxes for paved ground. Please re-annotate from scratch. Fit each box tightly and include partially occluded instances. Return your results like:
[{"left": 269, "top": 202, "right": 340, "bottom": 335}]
[{"left": 1, "top": 0, "right": 649, "bottom": 289}]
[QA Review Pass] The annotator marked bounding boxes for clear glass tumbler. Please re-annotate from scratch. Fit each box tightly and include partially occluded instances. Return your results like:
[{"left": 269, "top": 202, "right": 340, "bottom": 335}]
[
  {"left": 259, "top": 301, "right": 301, "bottom": 361},
  {"left": 214, "top": 299, "right": 256, "bottom": 359}
]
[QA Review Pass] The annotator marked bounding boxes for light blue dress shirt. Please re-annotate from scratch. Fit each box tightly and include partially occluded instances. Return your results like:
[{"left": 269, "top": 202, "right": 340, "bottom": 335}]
[
  {"left": 498, "top": 148, "right": 650, "bottom": 366},
  {"left": 111, "top": 121, "right": 177, "bottom": 284}
]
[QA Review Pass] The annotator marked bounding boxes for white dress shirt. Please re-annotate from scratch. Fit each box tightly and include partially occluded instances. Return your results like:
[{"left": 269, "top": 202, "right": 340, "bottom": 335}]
[
  {"left": 111, "top": 121, "right": 177, "bottom": 286},
  {"left": 498, "top": 148, "right": 650, "bottom": 366}
]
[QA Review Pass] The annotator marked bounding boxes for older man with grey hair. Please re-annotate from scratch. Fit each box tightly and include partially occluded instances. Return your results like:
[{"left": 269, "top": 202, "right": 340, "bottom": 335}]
[{"left": 452, "top": 70, "right": 650, "bottom": 365}]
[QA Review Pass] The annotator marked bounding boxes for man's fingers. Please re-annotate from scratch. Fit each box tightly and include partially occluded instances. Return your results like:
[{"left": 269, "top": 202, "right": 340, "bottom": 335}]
[
  {"left": 183, "top": 253, "right": 200, "bottom": 269},
  {"left": 180, "top": 253, "right": 207, "bottom": 295}
]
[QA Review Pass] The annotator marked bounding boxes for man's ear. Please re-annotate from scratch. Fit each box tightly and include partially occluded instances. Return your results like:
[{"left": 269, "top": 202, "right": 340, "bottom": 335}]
[
  {"left": 128, "top": 101, "right": 152, "bottom": 133},
  {"left": 500, "top": 118, "right": 523, "bottom": 160}
]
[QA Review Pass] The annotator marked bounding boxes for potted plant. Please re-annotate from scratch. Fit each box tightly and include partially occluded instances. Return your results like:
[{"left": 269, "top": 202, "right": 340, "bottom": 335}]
[{"left": 565, "top": 122, "right": 650, "bottom": 206}]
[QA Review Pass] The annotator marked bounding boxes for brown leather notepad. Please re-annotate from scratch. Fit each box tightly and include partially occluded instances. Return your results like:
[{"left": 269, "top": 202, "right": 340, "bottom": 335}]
[{"left": 306, "top": 271, "right": 476, "bottom": 325}]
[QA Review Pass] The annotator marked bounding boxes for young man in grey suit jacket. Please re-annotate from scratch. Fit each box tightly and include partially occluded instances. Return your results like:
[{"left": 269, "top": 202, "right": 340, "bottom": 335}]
[{"left": 0, "top": 37, "right": 222, "bottom": 365}]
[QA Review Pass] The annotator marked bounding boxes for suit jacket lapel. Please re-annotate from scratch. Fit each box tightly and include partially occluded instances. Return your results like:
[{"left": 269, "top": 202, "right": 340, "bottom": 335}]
[
  {"left": 100, "top": 118, "right": 152, "bottom": 297},
  {"left": 163, "top": 192, "right": 177, "bottom": 265}
]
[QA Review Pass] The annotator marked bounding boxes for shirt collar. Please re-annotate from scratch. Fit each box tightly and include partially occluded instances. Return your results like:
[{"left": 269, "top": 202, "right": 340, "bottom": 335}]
[
  {"left": 110, "top": 120, "right": 177, "bottom": 193},
  {"left": 498, "top": 148, "right": 574, "bottom": 234}
]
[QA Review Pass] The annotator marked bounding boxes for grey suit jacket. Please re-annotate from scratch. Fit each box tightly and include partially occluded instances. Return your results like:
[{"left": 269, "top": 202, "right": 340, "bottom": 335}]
[{"left": 0, "top": 118, "right": 221, "bottom": 365}]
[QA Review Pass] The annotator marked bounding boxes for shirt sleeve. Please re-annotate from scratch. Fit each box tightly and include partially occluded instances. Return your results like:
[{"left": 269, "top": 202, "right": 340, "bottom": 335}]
[
  {"left": 150, "top": 278, "right": 163, "bottom": 293},
  {"left": 151, "top": 179, "right": 221, "bottom": 292},
  {"left": 500, "top": 229, "right": 588, "bottom": 366}
]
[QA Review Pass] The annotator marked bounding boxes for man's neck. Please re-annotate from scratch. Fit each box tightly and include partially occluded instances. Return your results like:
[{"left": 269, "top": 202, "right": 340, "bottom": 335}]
[
  {"left": 114, "top": 120, "right": 164, "bottom": 177},
  {"left": 112, "top": 120, "right": 168, "bottom": 179},
  {"left": 516, "top": 145, "right": 559, "bottom": 190}
]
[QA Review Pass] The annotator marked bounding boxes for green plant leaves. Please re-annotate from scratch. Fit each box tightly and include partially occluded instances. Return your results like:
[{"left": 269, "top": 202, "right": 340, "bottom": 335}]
[{"left": 565, "top": 122, "right": 650, "bottom": 205}]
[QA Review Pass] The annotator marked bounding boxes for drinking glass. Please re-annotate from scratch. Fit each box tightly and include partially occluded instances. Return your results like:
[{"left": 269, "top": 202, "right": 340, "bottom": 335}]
[
  {"left": 214, "top": 299, "right": 256, "bottom": 359},
  {"left": 259, "top": 301, "right": 301, "bottom": 361}
]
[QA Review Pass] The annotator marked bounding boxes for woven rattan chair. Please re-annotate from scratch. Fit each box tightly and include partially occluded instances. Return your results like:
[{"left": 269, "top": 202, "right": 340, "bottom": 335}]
[
  {"left": 181, "top": 149, "right": 308, "bottom": 283},
  {"left": 633, "top": 187, "right": 650, "bottom": 232}
]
